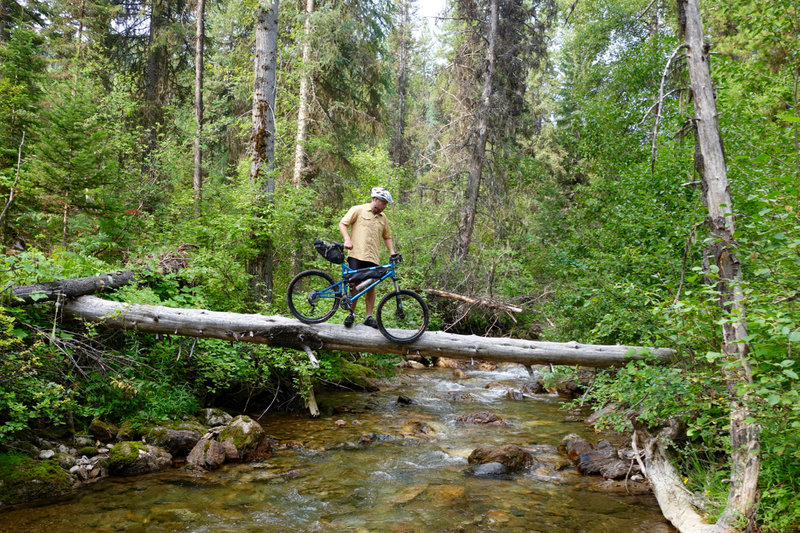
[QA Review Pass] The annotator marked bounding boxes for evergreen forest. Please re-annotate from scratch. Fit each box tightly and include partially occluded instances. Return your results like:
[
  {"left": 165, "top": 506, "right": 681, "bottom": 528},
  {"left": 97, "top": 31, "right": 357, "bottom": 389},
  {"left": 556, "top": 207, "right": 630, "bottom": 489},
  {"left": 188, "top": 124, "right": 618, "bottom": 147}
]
[{"left": 0, "top": 0, "right": 798, "bottom": 530}]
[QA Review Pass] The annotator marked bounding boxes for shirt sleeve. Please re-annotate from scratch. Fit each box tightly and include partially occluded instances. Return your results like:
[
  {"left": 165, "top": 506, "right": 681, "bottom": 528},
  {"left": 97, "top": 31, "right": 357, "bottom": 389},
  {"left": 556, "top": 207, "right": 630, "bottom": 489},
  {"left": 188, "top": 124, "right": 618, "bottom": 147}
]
[
  {"left": 382, "top": 219, "right": 391, "bottom": 240},
  {"left": 340, "top": 205, "right": 359, "bottom": 227}
]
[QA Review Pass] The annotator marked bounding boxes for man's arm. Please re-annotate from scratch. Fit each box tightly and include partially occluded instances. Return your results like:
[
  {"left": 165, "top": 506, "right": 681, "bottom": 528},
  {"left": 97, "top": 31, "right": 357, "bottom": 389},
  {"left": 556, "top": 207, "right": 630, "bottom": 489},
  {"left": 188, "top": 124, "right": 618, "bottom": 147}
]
[
  {"left": 384, "top": 237, "right": 395, "bottom": 256},
  {"left": 339, "top": 221, "right": 353, "bottom": 250}
]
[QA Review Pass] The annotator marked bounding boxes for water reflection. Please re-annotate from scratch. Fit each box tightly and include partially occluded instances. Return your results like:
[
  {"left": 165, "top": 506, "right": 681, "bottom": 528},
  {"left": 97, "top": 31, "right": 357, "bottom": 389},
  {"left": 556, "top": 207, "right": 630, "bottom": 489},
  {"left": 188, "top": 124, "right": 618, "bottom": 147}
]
[{"left": 0, "top": 365, "right": 675, "bottom": 532}]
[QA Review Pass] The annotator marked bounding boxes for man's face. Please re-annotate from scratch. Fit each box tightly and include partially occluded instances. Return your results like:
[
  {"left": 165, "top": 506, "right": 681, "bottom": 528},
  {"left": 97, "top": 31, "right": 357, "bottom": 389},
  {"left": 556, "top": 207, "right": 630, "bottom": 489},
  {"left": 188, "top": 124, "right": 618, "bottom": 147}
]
[{"left": 372, "top": 198, "right": 388, "bottom": 214}]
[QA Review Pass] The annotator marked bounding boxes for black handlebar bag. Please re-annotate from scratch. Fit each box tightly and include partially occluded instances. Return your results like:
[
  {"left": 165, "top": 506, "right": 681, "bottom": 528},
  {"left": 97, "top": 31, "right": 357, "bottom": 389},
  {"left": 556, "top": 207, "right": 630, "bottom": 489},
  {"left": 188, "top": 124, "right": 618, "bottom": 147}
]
[{"left": 314, "top": 239, "right": 345, "bottom": 264}]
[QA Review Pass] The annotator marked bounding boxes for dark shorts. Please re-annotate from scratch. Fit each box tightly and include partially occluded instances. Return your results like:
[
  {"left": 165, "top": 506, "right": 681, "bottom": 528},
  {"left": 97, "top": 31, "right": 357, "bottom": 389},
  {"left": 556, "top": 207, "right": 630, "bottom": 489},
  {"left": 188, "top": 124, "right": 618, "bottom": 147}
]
[
  {"left": 347, "top": 257, "right": 378, "bottom": 271},
  {"left": 348, "top": 257, "right": 378, "bottom": 292}
]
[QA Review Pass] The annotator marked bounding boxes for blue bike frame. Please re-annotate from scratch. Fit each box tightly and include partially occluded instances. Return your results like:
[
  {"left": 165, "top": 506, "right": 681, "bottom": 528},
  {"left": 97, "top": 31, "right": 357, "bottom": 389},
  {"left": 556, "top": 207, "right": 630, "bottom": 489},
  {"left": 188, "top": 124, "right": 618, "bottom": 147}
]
[{"left": 310, "top": 260, "right": 401, "bottom": 308}]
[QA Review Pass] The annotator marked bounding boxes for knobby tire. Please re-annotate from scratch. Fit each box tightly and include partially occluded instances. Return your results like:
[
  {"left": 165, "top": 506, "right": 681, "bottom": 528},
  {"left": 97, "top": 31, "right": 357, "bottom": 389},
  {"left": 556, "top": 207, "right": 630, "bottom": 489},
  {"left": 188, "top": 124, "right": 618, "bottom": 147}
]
[
  {"left": 376, "top": 289, "right": 428, "bottom": 343},
  {"left": 286, "top": 270, "right": 339, "bottom": 323}
]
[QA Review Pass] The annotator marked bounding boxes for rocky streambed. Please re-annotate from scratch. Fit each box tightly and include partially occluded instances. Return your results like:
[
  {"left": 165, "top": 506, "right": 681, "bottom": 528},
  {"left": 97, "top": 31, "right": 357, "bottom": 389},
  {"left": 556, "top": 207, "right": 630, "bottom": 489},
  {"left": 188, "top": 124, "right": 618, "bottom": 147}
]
[{"left": 0, "top": 361, "right": 676, "bottom": 532}]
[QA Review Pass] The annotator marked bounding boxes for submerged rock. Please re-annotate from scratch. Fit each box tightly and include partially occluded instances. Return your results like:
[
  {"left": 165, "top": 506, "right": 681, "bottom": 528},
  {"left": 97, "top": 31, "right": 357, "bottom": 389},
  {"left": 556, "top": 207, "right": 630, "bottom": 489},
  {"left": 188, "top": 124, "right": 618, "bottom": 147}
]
[
  {"left": 455, "top": 411, "right": 507, "bottom": 426},
  {"left": 466, "top": 461, "right": 511, "bottom": 479},
  {"left": 467, "top": 444, "right": 533, "bottom": 472}
]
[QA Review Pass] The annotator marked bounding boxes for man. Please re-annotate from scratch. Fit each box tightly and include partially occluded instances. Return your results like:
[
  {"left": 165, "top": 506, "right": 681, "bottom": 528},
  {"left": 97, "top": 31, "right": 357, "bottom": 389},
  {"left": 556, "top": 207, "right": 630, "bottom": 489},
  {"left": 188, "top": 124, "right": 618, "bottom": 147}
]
[{"left": 338, "top": 187, "right": 397, "bottom": 328}]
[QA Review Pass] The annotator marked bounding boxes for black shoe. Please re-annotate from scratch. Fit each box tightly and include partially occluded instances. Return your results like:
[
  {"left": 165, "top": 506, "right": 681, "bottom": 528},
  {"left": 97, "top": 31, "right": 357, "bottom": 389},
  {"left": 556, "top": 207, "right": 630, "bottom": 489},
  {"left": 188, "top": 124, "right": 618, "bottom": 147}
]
[
  {"left": 363, "top": 316, "right": 378, "bottom": 329},
  {"left": 344, "top": 314, "right": 354, "bottom": 328}
]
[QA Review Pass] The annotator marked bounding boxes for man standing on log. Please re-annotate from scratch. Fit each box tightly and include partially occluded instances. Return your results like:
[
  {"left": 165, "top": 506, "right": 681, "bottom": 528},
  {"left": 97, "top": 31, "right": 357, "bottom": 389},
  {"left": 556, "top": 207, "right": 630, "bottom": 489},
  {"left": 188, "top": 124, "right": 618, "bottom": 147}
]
[{"left": 338, "top": 187, "right": 397, "bottom": 328}]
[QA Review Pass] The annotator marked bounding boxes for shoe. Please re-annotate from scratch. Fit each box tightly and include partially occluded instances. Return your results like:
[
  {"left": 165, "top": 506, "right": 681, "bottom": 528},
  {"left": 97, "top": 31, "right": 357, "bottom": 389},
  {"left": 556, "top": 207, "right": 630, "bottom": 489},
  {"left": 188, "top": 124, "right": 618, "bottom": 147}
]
[
  {"left": 344, "top": 314, "right": 354, "bottom": 328},
  {"left": 363, "top": 316, "right": 378, "bottom": 329}
]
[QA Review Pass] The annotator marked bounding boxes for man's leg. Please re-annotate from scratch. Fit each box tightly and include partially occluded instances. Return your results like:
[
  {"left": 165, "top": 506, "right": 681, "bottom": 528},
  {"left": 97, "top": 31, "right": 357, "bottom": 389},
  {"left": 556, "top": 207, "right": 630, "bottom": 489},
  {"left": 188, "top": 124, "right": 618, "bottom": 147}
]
[{"left": 363, "top": 287, "right": 378, "bottom": 328}]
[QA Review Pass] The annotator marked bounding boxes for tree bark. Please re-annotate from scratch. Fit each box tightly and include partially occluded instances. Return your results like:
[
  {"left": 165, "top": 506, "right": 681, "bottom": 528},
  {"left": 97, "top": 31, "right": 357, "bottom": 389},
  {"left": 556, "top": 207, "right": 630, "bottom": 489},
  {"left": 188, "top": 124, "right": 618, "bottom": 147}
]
[
  {"left": 249, "top": 0, "right": 279, "bottom": 302},
  {"left": 6, "top": 271, "right": 135, "bottom": 306},
  {"left": 292, "top": 0, "right": 314, "bottom": 188},
  {"left": 677, "top": 0, "right": 760, "bottom": 530},
  {"left": 193, "top": 0, "right": 205, "bottom": 216},
  {"left": 457, "top": 0, "right": 498, "bottom": 260},
  {"left": 61, "top": 296, "right": 675, "bottom": 367},
  {"left": 389, "top": 0, "right": 411, "bottom": 168}
]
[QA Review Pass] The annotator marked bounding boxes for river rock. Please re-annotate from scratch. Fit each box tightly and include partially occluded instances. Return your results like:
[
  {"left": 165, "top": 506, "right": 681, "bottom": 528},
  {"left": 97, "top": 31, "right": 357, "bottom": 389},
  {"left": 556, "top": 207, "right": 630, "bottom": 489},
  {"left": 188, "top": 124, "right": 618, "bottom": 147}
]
[
  {"left": 562, "top": 434, "right": 594, "bottom": 463},
  {"left": 521, "top": 381, "right": 546, "bottom": 395},
  {"left": 147, "top": 422, "right": 205, "bottom": 456},
  {"left": 455, "top": 411, "right": 507, "bottom": 426},
  {"left": 442, "top": 391, "right": 476, "bottom": 402},
  {"left": 186, "top": 438, "right": 227, "bottom": 469},
  {"left": 38, "top": 449, "right": 55, "bottom": 460},
  {"left": 468, "top": 444, "right": 533, "bottom": 472},
  {"left": 199, "top": 408, "right": 233, "bottom": 427},
  {"left": 505, "top": 390, "right": 524, "bottom": 401},
  {"left": 576, "top": 440, "right": 638, "bottom": 479},
  {"left": 435, "top": 357, "right": 462, "bottom": 369},
  {"left": 88, "top": 418, "right": 118, "bottom": 442},
  {"left": 452, "top": 369, "right": 468, "bottom": 379},
  {"left": 466, "top": 461, "right": 511, "bottom": 478},
  {"left": 106, "top": 441, "right": 172, "bottom": 476},
  {"left": 186, "top": 416, "right": 272, "bottom": 470}
]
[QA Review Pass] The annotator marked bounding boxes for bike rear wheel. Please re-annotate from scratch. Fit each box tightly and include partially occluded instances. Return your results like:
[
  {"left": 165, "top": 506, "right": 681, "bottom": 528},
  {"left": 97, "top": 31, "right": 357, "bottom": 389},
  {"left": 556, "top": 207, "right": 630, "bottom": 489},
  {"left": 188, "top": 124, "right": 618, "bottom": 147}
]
[
  {"left": 287, "top": 270, "right": 339, "bottom": 323},
  {"left": 376, "top": 289, "right": 428, "bottom": 343}
]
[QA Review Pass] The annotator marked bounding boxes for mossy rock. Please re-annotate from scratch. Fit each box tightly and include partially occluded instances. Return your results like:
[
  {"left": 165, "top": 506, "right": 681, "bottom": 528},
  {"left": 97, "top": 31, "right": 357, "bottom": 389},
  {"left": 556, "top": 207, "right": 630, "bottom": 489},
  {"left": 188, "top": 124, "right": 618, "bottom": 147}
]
[
  {"left": 106, "top": 441, "right": 147, "bottom": 470},
  {"left": 116, "top": 422, "right": 139, "bottom": 441},
  {"left": 217, "top": 416, "right": 266, "bottom": 458},
  {"left": 77, "top": 446, "right": 98, "bottom": 457},
  {"left": 106, "top": 441, "right": 171, "bottom": 476},
  {"left": 88, "top": 419, "right": 118, "bottom": 442},
  {"left": 340, "top": 361, "right": 379, "bottom": 390},
  {"left": 0, "top": 453, "right": 74, "bottom": 506}
]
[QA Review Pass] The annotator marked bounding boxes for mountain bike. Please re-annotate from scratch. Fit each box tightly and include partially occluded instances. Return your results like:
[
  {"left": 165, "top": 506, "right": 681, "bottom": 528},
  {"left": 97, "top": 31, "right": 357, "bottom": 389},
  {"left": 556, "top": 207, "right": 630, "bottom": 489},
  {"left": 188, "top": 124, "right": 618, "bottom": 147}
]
[{"left": 286, "top": 241, "right": 428, "bottom": 344}]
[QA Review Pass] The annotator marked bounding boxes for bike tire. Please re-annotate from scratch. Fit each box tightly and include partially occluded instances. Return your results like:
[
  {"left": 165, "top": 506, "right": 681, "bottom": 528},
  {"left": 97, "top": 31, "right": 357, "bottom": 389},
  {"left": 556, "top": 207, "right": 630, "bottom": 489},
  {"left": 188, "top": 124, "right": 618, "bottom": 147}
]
[
  {"left": 376, "top": 289, "right": 429, "bottom": 343},
  {"left": 287, "top": 270, "right": 339, "bottom": 324}
]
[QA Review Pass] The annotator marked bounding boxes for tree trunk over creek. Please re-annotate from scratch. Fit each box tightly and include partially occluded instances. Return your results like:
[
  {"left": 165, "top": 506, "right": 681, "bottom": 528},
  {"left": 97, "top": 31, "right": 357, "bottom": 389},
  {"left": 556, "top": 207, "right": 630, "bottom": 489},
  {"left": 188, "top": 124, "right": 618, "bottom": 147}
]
[{"left": 60, "top": 296, "right": 674, "bottom": 367}]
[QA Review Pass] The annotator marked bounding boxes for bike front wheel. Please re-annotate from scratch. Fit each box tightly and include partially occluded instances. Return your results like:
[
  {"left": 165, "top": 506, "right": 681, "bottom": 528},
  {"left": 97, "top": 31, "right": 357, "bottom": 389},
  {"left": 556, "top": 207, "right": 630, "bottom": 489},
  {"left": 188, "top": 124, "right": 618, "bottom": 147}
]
[
  {"left": 287, "top": 270, "right": 339, "bottom": 323},
  {"left": 376, "top": 289, "right": 429, "bottom": 343}
]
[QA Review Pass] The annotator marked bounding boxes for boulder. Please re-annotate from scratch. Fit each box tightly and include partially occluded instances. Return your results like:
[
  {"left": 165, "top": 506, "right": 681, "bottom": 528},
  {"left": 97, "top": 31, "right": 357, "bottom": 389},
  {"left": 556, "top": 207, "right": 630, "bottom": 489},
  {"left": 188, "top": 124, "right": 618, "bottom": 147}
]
[
  {"left": 521, "top": 381, "right": 545, "bottom": 395},
  {"left": 106, "top": 441, "right": 172, "bottom": 476},
  {"left": 186, "top": 438, "right": 227, "bottom": 470},
  {"left": 186, "top": 416, "right": 272, "bottom": 470},
  {"left": 455, "top": 411, "right": 507, "bottom": 426},
  {"left": 88, "top": 419, "right": 118, "bottom": 442},
  {"left": 0, "top": 454, "right": 74, "bottom": 505},
  {"left": 562, "top": 434, "right": 594, "bottom": 463},
  {"left": 198, "top": 408, "right": 233, "bottom": 427},
  {"left": 576, "top": 440, "right": 638, "bottom": 480},
  {"left": 467, "top": 444, "right": 533, "bottom": 472},
  {"left": 146, "top": 422, "right": 205, "bottom": 456}
]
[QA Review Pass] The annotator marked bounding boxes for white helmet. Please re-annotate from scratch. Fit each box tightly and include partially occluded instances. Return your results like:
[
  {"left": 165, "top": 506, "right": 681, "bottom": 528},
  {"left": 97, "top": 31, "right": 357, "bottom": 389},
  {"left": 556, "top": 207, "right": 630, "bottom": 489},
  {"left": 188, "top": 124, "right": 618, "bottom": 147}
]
[{"left": 371, "top": 187, "right": 393, "bottom": 203}]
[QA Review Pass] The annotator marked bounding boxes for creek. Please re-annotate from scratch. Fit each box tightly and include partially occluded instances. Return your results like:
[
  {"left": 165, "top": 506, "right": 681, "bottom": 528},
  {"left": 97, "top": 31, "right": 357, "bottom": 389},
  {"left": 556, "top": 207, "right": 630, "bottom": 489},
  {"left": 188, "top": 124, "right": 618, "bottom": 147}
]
[{"left": 0, "top": 364, "right": 675, "bottom": 532}]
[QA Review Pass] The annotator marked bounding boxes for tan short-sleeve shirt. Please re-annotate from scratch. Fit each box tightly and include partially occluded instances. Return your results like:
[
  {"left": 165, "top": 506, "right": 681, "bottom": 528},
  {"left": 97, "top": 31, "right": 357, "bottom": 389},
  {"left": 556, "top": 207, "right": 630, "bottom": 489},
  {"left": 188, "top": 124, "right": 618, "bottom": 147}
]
[{"left": 340, "top": 203, "right": 391, "bottom": 264}]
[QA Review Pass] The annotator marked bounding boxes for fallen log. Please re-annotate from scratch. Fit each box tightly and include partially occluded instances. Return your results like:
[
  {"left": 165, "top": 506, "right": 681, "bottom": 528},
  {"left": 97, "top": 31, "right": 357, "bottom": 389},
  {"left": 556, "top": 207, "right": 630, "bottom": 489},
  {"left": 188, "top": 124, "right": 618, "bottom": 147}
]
[
  {"left": 63, "top": 296, "right": 675, "bottom": 367},
  {"left": 5, "top": 271, "right": 135, "bottom": 307},
  {"left": 426, "top": 288, "right": 523, "bottom": 314}
]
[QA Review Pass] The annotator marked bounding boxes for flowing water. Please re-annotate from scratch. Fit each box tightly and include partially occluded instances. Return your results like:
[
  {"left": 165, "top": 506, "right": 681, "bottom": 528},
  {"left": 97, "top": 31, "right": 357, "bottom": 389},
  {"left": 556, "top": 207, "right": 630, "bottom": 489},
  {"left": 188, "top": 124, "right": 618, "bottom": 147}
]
[{"left": 0, "top": 365, "right": 675, "bottom": 532}]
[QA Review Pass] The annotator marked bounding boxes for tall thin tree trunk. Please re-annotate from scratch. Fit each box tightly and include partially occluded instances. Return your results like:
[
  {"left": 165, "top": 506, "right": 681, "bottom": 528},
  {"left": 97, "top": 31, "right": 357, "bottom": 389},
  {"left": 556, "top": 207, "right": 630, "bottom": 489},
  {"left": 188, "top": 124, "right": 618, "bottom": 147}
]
[
  {"left": 390, "top": 0, "right": 411, "bottom": 168},
  {"left": 292, "top": 0, "right": 314, "bottom": 189},
  {"left": 193, "top": 0, "right": 205, "bottom": 216},
  {"left": 249, "top": 0, "right": 279, "bottom": 302},
  {"left": 457, "top": 0, "right": 498, "bottom": 260},
  {"left": 679, "top": 0, "right": 760, "bottom": 529}
]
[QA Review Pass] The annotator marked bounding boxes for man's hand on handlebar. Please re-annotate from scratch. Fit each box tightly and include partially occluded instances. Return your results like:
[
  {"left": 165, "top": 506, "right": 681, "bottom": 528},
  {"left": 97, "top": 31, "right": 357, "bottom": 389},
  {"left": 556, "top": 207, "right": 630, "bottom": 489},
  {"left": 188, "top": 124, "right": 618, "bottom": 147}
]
[{"left": 390, "top": 253, "right": 402, "bottom": 263}]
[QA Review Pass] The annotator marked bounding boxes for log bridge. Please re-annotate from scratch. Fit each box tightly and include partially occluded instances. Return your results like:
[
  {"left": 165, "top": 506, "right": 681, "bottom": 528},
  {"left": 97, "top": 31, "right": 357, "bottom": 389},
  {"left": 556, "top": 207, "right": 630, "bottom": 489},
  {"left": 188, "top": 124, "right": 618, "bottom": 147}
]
[
  {"left": 6, "top": 272, "right": 674, "bottom": 367},
  {"left": 59, "top": 296, "right": 674, "bottom": 368}
]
